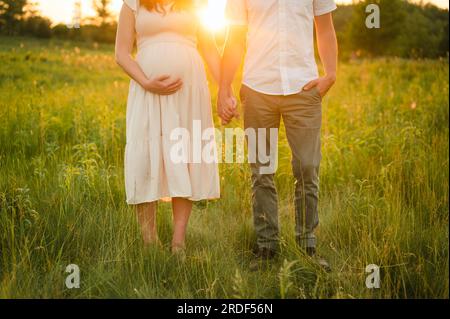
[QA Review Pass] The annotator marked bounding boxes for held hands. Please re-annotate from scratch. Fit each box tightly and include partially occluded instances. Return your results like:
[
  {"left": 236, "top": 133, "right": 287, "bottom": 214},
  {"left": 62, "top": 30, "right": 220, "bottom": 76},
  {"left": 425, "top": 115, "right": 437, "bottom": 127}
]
[
  {"left": 302, "top": 74, "right": 336, "bottom": 97},
  {"left": 217, "top": 86, "right": 239, "bottom": 125},
  {"left": 143, "top": 75, "right": 183, "bottom": 95}
]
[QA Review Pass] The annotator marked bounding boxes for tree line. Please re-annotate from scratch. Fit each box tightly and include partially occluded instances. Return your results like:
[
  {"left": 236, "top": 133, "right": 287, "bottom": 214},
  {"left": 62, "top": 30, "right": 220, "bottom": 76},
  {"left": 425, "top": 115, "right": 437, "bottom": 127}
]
[
  {"left": 0, "top": 0, "right": 448, "bottom": 59},
  {"left": 0, "top": 0, "right": 116, "bottom": 43},
  {"left": 336, "top": 0, "right": 449, "bottom": 59}
]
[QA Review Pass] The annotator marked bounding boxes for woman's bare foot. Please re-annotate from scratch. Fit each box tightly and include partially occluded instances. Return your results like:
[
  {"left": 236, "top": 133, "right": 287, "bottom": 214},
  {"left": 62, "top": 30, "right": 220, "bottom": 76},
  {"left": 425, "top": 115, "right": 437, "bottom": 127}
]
[
  {"left": 171, "top": 242, "right": 185, "bottom": 252},
  {"left": 171, "top": 198, "right": 192, "bottom": 258},
  {"left": 171, "top": 243, "right": 186, "bottom": 260},
  {"left": 143, "top": 236, "right": 163, "bottom": 248},
  {"left": 136, "top": 202, "right": 159, "bottom": 247}
]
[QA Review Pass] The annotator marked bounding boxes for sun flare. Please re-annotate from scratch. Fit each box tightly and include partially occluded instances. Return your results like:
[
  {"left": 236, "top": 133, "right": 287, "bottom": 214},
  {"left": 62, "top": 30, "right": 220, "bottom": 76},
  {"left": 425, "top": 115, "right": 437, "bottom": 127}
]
[{"left": 199, "top": 0, "right": 227, "bottom": 31}]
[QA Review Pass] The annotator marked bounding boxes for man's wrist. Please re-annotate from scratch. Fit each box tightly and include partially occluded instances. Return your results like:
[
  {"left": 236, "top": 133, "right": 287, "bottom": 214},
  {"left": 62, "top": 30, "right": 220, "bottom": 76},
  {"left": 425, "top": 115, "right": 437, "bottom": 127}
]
[
  {"left": 219, "top": 84, "right": 233, "bottom": 95},
  {"left": 325, "top": 73, "right": 337, "bottom": 82}
]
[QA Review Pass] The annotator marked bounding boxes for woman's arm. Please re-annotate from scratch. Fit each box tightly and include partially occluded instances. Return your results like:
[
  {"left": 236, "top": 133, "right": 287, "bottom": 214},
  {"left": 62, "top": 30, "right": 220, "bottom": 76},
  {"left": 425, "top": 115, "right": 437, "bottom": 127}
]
[
  {"left": 115, "top": 4, "right": 183, "bottom": 95},
  {"left": 197, "top": 28, "right": 221, "bottom": 84}
]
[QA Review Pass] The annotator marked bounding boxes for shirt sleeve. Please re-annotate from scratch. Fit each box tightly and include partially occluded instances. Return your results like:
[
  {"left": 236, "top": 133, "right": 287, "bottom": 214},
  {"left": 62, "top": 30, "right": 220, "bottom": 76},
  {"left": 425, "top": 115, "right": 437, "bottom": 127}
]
[
  {"left": 313, "top": 0, "right": 337, "bottom": 16},
  {"left": 225, "top": 0, "right": 248, "bottom": 26},
  {"left": 123, "top": 0, "right": 137, "bottom": 12}
]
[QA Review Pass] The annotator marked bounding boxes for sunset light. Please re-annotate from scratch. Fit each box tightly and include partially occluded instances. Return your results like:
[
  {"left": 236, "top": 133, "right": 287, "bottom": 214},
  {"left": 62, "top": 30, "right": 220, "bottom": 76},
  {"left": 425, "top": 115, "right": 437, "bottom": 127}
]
[
  {"left": 34, "top": 0, "right": 448, "bottom": 26},
  {"left": 199, "top": 0, "right": 227, "bottom": 31}
]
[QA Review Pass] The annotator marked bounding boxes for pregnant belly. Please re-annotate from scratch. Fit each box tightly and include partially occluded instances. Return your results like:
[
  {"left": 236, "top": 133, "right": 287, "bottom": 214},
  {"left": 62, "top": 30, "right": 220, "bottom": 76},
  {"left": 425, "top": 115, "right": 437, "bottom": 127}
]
[{"left": 136, "top": 42, "right": 207, "bottom": 86}]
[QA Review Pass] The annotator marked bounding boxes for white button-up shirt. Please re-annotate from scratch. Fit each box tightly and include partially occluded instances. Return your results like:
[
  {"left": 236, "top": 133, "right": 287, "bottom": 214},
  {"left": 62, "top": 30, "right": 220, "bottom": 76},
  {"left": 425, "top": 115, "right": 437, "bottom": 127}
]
[{"left": 225, "top": 0, "right": 337, "bottom": 96}]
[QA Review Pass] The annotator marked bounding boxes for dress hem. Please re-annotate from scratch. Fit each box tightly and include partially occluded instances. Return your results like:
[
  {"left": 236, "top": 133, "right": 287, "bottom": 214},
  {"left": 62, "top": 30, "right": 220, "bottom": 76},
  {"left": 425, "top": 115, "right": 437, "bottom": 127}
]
[{"left": 126, "top": 195, "right": 221, "bottom": 205}]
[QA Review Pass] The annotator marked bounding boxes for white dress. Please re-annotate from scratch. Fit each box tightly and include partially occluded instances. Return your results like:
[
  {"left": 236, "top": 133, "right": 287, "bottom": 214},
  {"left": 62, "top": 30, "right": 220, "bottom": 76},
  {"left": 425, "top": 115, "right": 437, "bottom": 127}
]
[{"left": 123, "top": 0, "right": 220, "bottom": 204}]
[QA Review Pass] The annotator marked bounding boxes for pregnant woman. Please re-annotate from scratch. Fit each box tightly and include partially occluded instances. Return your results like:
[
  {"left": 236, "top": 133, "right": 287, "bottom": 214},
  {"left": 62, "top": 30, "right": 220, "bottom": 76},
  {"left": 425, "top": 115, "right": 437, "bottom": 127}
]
[{"left": 115, "top": 0, "right": 220, "bottom": 254}]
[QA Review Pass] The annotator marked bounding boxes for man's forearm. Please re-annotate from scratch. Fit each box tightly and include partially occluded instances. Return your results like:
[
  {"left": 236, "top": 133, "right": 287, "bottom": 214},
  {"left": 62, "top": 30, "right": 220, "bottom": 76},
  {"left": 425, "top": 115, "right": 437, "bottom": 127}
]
[
  {"left": 220, "top": 27, "right": 247, "bottom": 91},
  {"left": 318, "top": 30, "right": 338, "bottom": 79},
  {"left": 201, "top": 46, "right": 222, "bottom": 84},
  {"left": 315, "top": 14, "right": 338, "bottom": 80}
]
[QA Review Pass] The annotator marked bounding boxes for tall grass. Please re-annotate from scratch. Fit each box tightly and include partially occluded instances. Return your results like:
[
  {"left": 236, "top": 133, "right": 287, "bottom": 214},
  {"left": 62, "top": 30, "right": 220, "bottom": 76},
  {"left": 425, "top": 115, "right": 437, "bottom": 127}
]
[{"left": 0, "top": 37, "right": 448, "bottom": 298}]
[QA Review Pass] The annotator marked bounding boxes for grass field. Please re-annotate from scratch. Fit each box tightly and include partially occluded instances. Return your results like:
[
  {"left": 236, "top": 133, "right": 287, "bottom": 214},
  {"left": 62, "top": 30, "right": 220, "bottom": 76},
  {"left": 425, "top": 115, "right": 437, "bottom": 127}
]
[{"left": 0, "top": 36, "right": 448, "bottom": 299}]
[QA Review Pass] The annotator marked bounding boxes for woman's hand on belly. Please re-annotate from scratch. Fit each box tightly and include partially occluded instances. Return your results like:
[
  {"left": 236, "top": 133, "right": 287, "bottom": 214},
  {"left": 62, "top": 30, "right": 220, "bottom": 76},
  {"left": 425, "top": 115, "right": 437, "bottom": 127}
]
[{"left": 143, "top": 74, "right": 183, "bottom": 95}]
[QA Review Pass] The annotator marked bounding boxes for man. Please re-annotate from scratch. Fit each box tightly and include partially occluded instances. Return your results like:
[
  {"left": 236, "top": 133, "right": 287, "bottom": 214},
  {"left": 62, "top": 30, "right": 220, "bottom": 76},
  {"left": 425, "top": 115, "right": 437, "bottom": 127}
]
[{"left": 218, "top": 0, "right": 338, "bottom": 271}]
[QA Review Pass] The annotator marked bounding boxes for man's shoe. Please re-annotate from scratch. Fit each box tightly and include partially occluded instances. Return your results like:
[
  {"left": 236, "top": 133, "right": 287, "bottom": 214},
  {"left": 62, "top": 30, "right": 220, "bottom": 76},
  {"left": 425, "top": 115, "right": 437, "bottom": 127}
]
[
  {"left": 306, "top": 247, "right": 331, "bottom": 273},
  {"left": 249, "top": 247, "right": 277, "bottom": 271}
]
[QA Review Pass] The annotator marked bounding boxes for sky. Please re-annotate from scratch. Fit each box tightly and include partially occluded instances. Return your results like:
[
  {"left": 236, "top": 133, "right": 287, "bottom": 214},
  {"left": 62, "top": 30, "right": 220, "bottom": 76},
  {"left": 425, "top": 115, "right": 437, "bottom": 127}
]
[{"left": 35, "top": 0, "right": 449, "bottom": 26}]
